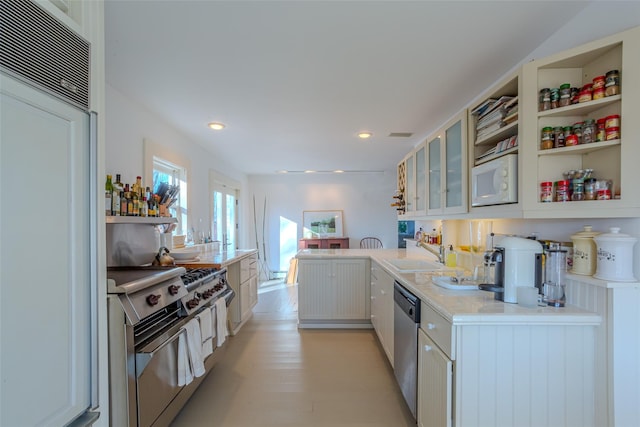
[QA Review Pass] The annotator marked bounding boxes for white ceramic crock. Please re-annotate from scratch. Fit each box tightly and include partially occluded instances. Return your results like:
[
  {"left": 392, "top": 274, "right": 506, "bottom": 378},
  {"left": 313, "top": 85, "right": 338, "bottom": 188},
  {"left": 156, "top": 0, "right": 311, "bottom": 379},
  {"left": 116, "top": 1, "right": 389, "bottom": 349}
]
[
  {"left": 593, "top": 227, "right": 637, "bottom": 282},
  {"left": 570, "top": 225, "right": 600, "bottom": 275}
]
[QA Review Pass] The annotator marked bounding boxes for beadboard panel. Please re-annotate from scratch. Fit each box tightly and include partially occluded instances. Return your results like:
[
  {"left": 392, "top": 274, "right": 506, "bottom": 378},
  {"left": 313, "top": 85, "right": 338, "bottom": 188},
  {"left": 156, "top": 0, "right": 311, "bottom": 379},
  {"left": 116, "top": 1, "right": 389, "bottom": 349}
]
[
  {"left": 297, "top": 260, "right": 333, "bottom": 320},
  {"left": 455, "top": 324, "right": 595, "bottom": 427},
  {"left": 566, "top": 277, "right": 640, "bottom": 427},
  {"left": 334, "top": 259, "right": 368, "bottom": 319}
]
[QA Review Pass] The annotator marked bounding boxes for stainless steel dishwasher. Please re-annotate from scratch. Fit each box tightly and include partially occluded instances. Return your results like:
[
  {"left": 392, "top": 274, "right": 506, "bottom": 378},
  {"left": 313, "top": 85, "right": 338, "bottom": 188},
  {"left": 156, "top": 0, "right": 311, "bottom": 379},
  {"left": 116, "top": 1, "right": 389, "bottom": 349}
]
[{"left": 393, "top": 281, "right": 420, "bottom": 419}]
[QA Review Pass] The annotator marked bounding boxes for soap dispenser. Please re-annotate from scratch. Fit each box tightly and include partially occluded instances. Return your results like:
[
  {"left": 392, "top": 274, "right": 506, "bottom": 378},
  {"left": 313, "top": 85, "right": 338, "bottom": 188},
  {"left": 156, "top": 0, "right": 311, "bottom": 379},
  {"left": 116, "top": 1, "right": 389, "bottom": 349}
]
[{"left": 445, "top": 245, "right": 457, "bottom": 267}]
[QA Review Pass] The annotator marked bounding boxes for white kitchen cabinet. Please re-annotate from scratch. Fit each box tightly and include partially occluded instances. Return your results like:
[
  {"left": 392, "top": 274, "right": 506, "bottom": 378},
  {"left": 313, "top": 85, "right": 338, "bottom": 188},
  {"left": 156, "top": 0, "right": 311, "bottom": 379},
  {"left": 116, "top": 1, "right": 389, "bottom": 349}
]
[
  {"left": 521, "top": 26, "right": 640, "bottom": 218},
  {"left": 427, "top": 111, "right": 468, "bottom": 216},
  {"left": 418, "top": 301, "right": 597, "bottom": 427},
  {"left": 297, "top": 258, "right": 370, "bottom": 327},
  {"left": 398, "top": 144, "right": 427, "bottom": 216},
  {"left": 370, "top": 261, "right": 394, "bottom": 365},
  {"left": 565, "top": 274, "right": 640, "bottom": 427},
  {"left": 418, "top": 329, "right": 452, "bottom": 427},
  {"left": 468, "top": 70, "right": 524, "bottom": 218},
  {"left": 227, "top": 252, "right": 258, "bottom": 335}
]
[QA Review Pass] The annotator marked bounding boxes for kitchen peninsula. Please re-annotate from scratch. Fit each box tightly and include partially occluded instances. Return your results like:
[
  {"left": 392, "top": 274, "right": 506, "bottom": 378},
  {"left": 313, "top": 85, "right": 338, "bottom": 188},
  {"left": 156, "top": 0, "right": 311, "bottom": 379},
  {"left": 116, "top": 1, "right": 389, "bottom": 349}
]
[{"left": 296, "top": 249, "right": 602, "bottom": 427}]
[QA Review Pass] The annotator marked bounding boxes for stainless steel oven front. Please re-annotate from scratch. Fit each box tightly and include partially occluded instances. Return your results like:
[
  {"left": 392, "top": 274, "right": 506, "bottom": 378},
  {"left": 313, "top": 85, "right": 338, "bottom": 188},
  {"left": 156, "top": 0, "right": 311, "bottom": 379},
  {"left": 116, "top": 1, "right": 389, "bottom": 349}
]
[{"left": 107, "top": 266, "right": 233, "bottom": 427}]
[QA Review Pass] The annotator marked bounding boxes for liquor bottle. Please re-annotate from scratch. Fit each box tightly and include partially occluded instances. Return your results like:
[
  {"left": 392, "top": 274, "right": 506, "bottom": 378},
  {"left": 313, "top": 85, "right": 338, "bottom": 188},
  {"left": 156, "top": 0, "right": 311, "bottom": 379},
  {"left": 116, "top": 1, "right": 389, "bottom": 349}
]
[
  {"left": 105, "top": 175, "right": 113, "bottom": 216},
  {"left": 112, "top": 174, "right": 124, "bottom": 215},
  {"left": 119, "top": 191, "right": 127, "bottom": 216},
  {"left": 125, "top": 184, "right": 133, "bottom": 216},
  {"left": 132, "top": 191, "right": 140, "bottom": 216},
  {"left": 148, "top": 197, "right": 156, "bottom": 217},
  {"left": 132, "top": 176, "right": 143, "bottom": 198},
  {"left": 141, "top": 197, "right": 148, "bottom": 217}
]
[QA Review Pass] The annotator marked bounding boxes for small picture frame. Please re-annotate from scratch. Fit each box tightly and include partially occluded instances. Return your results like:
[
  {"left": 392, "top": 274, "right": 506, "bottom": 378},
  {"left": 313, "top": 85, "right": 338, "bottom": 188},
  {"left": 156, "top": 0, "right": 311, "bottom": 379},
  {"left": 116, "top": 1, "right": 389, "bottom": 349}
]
[{"left": 303, "top": 210, "right": 344, "bottom": 238}]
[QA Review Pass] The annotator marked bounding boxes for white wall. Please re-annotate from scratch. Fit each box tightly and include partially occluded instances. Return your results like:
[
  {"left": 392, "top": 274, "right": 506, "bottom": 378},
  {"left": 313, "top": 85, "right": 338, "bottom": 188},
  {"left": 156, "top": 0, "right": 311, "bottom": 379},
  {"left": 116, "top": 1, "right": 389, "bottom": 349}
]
[
  {"left": 105, "top": 85, "right": 252, "bottom": 247},
  {"left": 248, "top": 172, "right": 397, "bottom": 275}
]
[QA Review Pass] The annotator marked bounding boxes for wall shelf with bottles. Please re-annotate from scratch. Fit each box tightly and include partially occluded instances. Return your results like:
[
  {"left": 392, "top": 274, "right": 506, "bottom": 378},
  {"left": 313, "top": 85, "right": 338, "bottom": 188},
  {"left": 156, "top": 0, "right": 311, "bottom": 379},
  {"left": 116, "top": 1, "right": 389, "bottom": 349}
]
[
  {"left": 106, "top": 216, "right": 177, "bottom": 225},
  {"left": 521, "top": 26, "right": 640, "bottom": 218}
]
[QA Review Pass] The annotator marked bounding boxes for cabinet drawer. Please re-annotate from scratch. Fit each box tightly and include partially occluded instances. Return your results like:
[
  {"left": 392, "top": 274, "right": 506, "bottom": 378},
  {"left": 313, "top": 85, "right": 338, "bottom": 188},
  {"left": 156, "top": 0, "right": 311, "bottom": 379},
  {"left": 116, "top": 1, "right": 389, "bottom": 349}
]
[
  {"left": 420, "top": 302, "right": 454, "bottom": 359},
  {"left": 240, "top": 255, "right": 257, "bottom": 283}
]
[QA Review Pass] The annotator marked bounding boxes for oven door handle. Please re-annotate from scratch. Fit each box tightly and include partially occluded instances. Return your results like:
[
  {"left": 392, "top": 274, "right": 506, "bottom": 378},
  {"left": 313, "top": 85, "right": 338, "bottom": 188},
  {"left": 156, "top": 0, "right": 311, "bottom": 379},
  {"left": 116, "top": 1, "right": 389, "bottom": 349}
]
[{"left": 135, "top": 327, "right": 187, "bottom": 378}]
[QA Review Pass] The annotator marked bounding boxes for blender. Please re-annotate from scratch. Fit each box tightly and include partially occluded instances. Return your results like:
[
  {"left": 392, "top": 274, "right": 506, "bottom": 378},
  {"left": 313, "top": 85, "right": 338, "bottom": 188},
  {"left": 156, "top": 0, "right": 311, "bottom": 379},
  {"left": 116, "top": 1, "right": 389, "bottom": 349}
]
[{"left": 544, "top": 243, "right": 567, "bottom": 307}]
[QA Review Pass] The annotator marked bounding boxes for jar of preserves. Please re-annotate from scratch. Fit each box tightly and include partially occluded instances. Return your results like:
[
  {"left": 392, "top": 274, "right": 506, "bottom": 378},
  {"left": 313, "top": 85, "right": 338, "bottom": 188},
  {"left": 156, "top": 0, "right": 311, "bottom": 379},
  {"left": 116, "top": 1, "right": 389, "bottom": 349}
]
[
  {"left": 565, "top": 134, "right": 579, "bottom": 146},
  {"left": 596, "top": 118, "right": 606, "bottom": 142},
  {"left": 605, "top": 126, "right": 620, "bottom": 141},
  {"left": 570, "top": 87, "right": 580, "bottom": 104},
  {"left": 553, "top": 126, "right": 565, "bottom": 148},
  {"left": 584, "top": 178, "right": 597, "bottom": 200},
  {"left": 540, "top": 181, "right": 553, "bottom": 202},
  {"left": 597, "top": 189, "right": 611, "bottom": 200},
  {"left": 541, "top": 126, "right": 554, "bottom": 149},
  {"left": 572, "top": 122, "right": 583, "bottom": 144},
  {"left": 578, "top": 89, "right": 592, "bottom": 103},
  {"left": 559, "top": 83, "right": 571, "bottom": 107},
  {"left": 605, "top": 70, "right": 620, "bottom": 96},
  {"left": 604, "top": 114, "right": 620, "bottom": 129},
  {"left": 592, "top": 75, "right": 605, "bottom": 90},
  {"left": 571, "top": 179, "right": 585, "bottom": 201},
  {"left": 539, "top": 88, "right": 551, "bottom": 111},
  {"left": 593, "top": 87, "right": 605, "bottom": 100},
  {"left": 582, "top": 119, "right": 596, "bottom": 144},
  {"left": 555, "top": 180, "right": 570, "bottom": 202},
  {"left": 550, "top": 88, "right": 560, "bottom": 109}
]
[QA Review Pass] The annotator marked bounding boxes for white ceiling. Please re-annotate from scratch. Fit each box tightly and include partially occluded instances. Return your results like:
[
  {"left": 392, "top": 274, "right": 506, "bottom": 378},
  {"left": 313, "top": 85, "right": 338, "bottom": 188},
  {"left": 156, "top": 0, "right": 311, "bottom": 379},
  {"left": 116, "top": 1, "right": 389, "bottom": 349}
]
[{"left": 104, "top": 0, "right": 588, "bottom": 175}]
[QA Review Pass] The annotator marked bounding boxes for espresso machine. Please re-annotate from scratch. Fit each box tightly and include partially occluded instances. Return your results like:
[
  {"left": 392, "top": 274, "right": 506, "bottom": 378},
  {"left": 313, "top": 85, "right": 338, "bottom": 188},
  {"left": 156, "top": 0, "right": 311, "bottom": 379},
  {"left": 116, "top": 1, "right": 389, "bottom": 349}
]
[{"left": 479, "top": 236, "right": 543, "bottom": 303}]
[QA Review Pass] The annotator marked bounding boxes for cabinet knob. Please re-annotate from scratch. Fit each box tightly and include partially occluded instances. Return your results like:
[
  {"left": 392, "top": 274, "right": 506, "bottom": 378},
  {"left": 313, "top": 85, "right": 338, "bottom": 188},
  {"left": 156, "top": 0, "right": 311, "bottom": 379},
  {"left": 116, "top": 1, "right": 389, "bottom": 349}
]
[
  {"left": 501, "top": 183, "right": 508, "bottom": 190},
  {"left": 424, "top": 345, "right": 432, "bottom": 352},
  {"left": 427, "top": 323, "right": 436, "bottom": 330},
  {"left": 381, "top": 290, "right": 386, "bottom": 295}
]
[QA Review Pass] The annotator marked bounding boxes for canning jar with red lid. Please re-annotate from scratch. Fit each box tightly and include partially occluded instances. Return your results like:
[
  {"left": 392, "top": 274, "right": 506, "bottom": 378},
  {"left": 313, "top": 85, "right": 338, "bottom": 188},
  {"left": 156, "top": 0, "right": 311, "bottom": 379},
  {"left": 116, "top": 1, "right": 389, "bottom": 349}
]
[
  {"left": 604, "top": 114, "right": 620, "bottom": 129},
  {"left": 592, "top": 75, "right": 605, "bottom": 90},
  {"left": 555, "top": 180, "right": 570, "bottom": 202},
  {"left": 540, "top": 181, "right": 553, "bottom": 203}
]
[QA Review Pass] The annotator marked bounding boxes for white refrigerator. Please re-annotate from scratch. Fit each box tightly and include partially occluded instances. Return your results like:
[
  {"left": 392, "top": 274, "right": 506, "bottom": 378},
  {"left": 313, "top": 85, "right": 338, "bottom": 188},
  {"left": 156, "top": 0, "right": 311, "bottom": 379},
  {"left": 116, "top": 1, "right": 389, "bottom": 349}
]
[{"left": 0, "top": 71, "right": 99, "bottom": 425}]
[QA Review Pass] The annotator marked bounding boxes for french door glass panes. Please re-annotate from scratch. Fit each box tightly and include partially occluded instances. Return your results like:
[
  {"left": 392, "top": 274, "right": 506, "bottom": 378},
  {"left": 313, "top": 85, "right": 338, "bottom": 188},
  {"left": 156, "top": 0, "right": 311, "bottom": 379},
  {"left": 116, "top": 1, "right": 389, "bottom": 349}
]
[{"left": 213, "top": 186, "right": 237, "bottom": 251}]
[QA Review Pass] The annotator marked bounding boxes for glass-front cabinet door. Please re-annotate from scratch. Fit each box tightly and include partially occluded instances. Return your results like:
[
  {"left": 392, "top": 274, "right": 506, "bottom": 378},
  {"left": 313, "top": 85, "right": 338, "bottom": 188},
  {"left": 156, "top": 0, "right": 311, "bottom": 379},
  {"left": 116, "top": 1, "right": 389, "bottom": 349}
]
[
  {"left": 444, "top": 114, "right": 468, "bottom": 213},
  {"left": 427, "top": 136, "right": 442, "bottom": 213},
  {"left": 405, "top": 153, "right": 415, "bottom": 213},
  {"left": 427, "top": 111, "right": 468, "bottom": 215},
  {"left": 415, "top": 144, "right": 427, "bottom": 214}
]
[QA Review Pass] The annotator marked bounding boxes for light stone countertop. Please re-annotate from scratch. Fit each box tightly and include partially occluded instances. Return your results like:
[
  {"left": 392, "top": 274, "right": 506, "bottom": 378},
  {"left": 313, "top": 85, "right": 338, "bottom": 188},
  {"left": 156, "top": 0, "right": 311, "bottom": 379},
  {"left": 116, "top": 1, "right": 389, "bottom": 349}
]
[{"left": 296, "top": 248, "right": 601, "bottom": 326}]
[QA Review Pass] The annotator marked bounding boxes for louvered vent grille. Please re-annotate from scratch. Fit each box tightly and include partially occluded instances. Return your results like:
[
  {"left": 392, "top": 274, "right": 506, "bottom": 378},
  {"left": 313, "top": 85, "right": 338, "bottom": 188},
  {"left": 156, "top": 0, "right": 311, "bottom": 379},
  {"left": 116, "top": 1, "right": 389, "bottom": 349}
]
[{"left": 0, "top": 0, "right": 90, "bottom": 109}]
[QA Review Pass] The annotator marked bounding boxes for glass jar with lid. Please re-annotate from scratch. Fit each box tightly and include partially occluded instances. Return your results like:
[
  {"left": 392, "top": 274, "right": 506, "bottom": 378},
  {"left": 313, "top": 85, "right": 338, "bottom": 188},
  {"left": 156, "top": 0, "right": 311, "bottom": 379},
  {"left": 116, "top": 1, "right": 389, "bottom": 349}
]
[
  {"left": 539, "top": 88, "right": 551, "bottom": 111},
  {"left": 558, "top": 83, "right": 571, "bottom": 107},
  {"left": 540, "top": 126, "right": 554, "bottom": 150},
  {"left": 571, "top": 178, "right": 585, "bottom": 201},
  {"left": 582, "top": 119, "right": 596, "bottom": 144}
]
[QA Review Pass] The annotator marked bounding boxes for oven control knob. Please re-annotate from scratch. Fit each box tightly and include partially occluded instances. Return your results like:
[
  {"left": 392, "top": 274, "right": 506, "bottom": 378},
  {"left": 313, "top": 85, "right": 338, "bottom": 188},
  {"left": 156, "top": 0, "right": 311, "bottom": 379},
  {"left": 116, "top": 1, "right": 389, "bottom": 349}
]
[
  {"left": 168, "top": 285, "right": 180, "bottom": 295},
  {"left": 146, "top": 294, "right": 160, "bottom": 306},
  {"left": 187, "top": 299, "right": 199, "bottom": 309}
]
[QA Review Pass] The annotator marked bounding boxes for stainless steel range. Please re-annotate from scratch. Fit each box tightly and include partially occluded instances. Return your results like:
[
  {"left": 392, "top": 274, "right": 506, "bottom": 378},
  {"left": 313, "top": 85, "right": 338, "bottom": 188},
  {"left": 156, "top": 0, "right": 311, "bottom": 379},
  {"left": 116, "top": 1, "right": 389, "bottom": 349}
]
[{"left": 107, "top": 265, "right": 233, "bottom": 427}]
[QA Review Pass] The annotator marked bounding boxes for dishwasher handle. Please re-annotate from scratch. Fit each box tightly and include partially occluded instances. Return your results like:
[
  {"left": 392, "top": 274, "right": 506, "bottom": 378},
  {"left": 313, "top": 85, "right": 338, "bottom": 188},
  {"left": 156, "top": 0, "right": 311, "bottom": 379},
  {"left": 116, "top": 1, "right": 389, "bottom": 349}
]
[{"left": 394, "top": 281, "right": 420, "bottom": 323}]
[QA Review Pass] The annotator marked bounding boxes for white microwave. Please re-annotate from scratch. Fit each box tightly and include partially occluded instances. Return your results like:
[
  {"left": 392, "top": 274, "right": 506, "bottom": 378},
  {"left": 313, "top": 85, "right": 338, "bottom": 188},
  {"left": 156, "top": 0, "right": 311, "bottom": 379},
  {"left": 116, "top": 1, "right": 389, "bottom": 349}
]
[{"left": 471, "top": 154, "right": 518, "bottom": 207}]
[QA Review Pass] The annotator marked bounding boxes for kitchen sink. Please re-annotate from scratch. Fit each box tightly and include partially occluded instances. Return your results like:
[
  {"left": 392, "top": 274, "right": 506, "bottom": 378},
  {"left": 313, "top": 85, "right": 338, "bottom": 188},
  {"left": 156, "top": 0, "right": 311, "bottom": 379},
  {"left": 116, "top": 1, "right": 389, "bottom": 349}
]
[{"left": 383, "top": 258, "right": 444, "bottom": 272}]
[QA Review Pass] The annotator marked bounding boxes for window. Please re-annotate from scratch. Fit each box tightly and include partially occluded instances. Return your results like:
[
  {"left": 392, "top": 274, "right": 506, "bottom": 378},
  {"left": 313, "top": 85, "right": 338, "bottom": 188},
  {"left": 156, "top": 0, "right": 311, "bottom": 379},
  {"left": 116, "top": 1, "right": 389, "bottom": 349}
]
[
  {"left": 144, "top": 138, "right": 190, "bottom": 236},
  {"left": 210, "top": 171, "right": 240, "bottom": 251},
  {"left": 153, "top": 157, "right": 188, "bottom": 234}
]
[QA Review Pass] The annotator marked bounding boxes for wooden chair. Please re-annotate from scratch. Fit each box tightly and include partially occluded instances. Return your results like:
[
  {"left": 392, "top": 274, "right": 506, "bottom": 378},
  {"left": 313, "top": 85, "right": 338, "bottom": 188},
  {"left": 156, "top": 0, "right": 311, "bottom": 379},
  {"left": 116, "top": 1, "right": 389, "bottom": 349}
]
[{"left": 360, "top": 237, "right": 383, "bottom": 249}]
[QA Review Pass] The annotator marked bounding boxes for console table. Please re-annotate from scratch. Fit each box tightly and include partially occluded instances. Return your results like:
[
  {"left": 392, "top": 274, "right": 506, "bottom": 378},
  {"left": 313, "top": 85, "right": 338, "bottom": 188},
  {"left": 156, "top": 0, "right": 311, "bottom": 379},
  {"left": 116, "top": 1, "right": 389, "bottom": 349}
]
[{"left": 299, "top": 237, "right": 349, "bottom": 249}]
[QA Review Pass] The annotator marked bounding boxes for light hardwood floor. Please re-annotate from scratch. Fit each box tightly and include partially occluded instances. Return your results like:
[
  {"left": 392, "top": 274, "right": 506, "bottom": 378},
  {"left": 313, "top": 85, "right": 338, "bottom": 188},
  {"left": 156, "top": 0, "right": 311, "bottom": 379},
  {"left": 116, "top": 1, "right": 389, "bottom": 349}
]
[{"left": 171, "top": 280, "right": 416, "bottom": 427}]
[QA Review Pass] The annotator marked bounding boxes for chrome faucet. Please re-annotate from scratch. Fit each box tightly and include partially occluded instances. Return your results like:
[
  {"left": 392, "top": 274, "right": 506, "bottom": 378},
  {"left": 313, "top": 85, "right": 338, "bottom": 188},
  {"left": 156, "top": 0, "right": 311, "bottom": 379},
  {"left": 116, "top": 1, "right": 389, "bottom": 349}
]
[{"left": 417, "top": 241, "right": 445, "bottom": 264}]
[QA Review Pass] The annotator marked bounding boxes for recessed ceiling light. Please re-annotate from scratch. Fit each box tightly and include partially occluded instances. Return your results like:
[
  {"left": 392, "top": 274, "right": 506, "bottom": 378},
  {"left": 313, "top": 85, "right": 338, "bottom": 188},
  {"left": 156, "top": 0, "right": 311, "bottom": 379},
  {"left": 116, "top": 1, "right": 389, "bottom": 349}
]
[
  {"left": 208, "top": 122, "right": 225, "bottom": 130},
  {"left": 358, "top": 131, "right": 373, "bottom": 139},
  {"left": 334, "top": 170, "right": 344, "bottom": 173},
  {"left": 304, "top": 170, "right": 316, "bottom": 173}
]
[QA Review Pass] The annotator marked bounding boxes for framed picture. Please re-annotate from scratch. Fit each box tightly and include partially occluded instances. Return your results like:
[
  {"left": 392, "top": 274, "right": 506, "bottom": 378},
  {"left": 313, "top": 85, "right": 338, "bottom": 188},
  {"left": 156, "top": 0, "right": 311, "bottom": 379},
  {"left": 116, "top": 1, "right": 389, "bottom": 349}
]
[{"left": 303, "top": 210, "right": 344, "bottom": 238}]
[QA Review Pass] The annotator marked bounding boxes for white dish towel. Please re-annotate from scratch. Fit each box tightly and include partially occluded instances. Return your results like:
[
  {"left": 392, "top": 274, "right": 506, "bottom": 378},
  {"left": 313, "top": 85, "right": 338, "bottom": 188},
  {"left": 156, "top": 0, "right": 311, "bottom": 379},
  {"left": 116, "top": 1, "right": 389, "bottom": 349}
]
[
  {"left": 177, "top": 330, "right": 193, "bottom": 386},
  {"left": 197, "top": 308, "right": 214, "bottom": 358},
  {"left": 215, "top": 297, "right": 229, "bottom": 347},
  {"left": 183, "top": 318, "right": 206, "bottom": 378}
]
